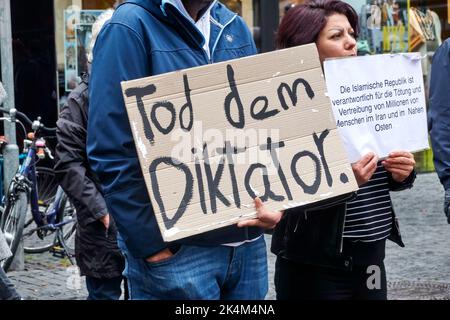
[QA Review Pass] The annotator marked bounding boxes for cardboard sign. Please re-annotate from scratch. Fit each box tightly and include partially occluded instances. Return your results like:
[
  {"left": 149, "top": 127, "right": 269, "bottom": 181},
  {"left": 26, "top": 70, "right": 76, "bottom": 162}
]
[
  {"left": 121, "top": 44, "right": 358, "bottom": 242},
  {"left": 324, "top": 53, "right": 429, "bottom": 163}
]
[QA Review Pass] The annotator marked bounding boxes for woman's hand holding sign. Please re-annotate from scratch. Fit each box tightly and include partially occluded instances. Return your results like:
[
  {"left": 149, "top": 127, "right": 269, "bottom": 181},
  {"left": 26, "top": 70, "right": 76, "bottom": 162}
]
[
  {"left": 351, "top": 152, "right": 378, "bottom": 186},
  {"left": 382, "top": 151, "right": 415, "bottom": 182},
  {"left": 238, "top": 197, "right": 283, "bottom": 229}
]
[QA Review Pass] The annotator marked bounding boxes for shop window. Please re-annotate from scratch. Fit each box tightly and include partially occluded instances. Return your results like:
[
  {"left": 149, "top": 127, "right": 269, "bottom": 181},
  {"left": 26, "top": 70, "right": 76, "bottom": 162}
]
[
  {"left": 409, "top": 0, "right": 449, "bottom": 70},
  {"left": 220, "top": 0, "right": 243, "bottom": 15},
  {"left": 57, "top": 0, "right": 280, "bottom": 100},
  {"left": 10, "top": 0, "right": 58, "bottom": 128},
  {"left": 408, "top": 0, "right": 448, "bottom": 173},
  {"left": 55, "top": 0, "right": 126, "bottom": 97},
  {"left": 82, "top": 0, "right": 124, "bottom": 9},
  {"left": 346, "top": 1, "right": 409, "bottom": 55}
]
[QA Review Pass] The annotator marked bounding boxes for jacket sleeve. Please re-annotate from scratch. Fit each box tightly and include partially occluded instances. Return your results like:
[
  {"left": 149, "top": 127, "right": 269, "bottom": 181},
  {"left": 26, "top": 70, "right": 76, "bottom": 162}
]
[
  {"left": 87, "top": 22, "right": 166, "bottom": 259},
  {"left": 388, "top": 169, "right": 416, "bottom": 192},
  {"left": 54, "top": 96, "right": 108, "bottom": 227},
  {"left": 429, "top": 40, "right": 450, "bottom": 191}
]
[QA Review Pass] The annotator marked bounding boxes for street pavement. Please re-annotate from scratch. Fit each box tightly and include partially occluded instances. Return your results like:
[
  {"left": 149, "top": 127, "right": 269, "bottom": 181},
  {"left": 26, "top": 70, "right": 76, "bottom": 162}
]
[{"left": 6, "top": 172, "right": 450, "bottom": 300}]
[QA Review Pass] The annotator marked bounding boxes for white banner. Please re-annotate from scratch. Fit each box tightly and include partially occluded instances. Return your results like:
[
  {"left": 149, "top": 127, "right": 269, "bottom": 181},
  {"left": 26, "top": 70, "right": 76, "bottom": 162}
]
[{"left": 324, "top": 53, "right": 429, "bottom": 163}]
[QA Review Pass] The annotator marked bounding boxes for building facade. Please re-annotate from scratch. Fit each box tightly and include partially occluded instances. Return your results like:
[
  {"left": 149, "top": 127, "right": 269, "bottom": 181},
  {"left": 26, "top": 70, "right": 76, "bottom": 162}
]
[{"left": 5, "top": 0, "right": 291, "bottom": 126}]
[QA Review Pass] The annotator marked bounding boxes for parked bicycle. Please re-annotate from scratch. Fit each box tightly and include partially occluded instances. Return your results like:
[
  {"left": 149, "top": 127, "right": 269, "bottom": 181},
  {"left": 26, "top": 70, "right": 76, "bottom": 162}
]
[{"left": 0, "top": 107, "right": 76, "bottom": 271}]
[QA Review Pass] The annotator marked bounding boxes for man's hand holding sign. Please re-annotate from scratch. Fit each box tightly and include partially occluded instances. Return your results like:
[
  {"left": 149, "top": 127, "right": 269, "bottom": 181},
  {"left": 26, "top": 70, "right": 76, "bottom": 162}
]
[{"left": 237, "top": 197, "right": 283, "bottom": 229}]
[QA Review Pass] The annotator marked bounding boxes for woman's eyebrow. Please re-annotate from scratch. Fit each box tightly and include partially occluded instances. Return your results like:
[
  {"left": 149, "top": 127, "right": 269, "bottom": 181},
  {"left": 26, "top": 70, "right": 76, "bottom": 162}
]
[
  {"left": 327, "top": 26, "right": 344, "bottom": 32},
  {"left": 327, "top": 28, "right": 344, "bottom": 32}
]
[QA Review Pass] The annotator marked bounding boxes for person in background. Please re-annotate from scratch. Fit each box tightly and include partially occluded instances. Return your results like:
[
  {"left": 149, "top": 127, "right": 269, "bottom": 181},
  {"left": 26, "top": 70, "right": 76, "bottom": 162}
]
[
  {"left": 428, "top": 38, "right": 450, "bottom": 223},
  {"left": 54, "top": 9, "right": 127, "bottom": 300},
  {"left": 266, "top": 0, "right": 416, "bottom": 300}
]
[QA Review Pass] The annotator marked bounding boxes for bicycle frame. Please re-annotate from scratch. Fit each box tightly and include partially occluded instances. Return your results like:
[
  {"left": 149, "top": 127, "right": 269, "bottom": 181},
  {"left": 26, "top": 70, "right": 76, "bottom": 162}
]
[
  {"left": 18, "top": 136, "right": 76, "bottom": 264},
  {"left": 19, "top": 138, "right": 74, "bottom": 233},
  {"left": 21, "top": 142, "right": 43, "bottom": 225},
  {"left": 1, "top": 107, "right": 75, "bottom": 266}
]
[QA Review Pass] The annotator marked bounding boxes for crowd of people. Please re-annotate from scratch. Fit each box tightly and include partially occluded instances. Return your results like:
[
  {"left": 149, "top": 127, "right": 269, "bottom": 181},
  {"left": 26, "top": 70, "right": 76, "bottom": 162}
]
[{"left": 1, "top": 0, "right": 449, "bottom": 300}]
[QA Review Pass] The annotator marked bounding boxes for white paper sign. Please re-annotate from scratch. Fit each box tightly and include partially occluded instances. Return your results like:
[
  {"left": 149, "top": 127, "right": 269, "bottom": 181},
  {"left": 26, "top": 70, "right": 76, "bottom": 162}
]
[{"left": 324, "top": 53, "right": 429, "bottom": 163}]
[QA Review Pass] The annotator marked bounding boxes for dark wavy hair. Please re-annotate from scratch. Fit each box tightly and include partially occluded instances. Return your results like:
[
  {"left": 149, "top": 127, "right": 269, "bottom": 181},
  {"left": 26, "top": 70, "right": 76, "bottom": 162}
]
[{"left": 276, "top": 0, "right": 359, "bottom": 49}]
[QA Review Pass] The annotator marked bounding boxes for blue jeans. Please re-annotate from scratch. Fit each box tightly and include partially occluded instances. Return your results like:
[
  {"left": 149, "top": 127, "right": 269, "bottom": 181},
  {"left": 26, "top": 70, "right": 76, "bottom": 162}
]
[
  {"left": 86, "top": 276, "right": 123, "bottom": 300},
  {"left": 118, "top": 236, "right": 268, "bottom": 300}
]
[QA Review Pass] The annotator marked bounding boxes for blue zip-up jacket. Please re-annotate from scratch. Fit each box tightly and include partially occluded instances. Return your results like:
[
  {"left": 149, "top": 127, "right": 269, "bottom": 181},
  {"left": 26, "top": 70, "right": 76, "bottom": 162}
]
[
  {"left": 87, "top": 0, "right": 262, "bottom": 259},
  {"left": 429, "top": 39, "right": 450, "bottom": 190}
]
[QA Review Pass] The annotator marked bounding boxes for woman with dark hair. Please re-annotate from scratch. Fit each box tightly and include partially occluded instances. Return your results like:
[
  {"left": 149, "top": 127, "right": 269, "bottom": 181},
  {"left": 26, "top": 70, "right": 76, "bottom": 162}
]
[
  {"left": 276, "top": 0, "right": 359, "bottom": 54},
  {"left": 268, "top": 0, "right": 415, "bottom": 300}
]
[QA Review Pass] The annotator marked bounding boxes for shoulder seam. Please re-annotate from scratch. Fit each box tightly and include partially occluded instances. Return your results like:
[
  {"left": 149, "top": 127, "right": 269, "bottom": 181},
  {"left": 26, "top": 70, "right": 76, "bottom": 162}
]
[{"left": 105, "top": 21, "right": 147, "bottom": 51}]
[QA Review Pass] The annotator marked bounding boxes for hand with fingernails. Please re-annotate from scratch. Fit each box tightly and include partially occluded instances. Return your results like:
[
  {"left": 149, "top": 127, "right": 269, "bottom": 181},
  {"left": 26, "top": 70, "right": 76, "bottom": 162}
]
[
  {"left": 351, "top": 152, "right": 379, "bottom": 186},
  {"left": 237, "top": 197, "right": 283, "bottom": 229},
  {"left": 381, "top": 151, "right": 415, "bottom": 183}
]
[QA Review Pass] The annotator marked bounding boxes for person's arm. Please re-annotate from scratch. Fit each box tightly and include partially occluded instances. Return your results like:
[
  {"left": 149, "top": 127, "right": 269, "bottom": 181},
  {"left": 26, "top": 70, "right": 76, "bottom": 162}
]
[
  {"left": 87, "top": 21, "right": 166, "bottom": 258},
  {"left": 54, "top": 93, "right": 109, "bottom": 228},
  {"left": 429, "top": 40, "right": 450, "bottom": 220}
]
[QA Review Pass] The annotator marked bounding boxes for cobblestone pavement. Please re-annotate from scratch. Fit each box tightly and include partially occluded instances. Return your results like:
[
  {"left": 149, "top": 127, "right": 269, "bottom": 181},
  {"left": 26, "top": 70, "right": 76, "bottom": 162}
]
[
  {"left": 384, "top": 172, "right": 450, "bottom": 300},
  {"left": 6, "top": 172, "right": 450, "bottom": 300},
  {"left": 8, "top": 253, "right": 88, "bottom": 300}
]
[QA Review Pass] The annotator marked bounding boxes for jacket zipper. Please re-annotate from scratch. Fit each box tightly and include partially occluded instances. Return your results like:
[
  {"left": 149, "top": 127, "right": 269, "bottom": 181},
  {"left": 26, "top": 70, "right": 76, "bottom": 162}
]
[
  {"left": 209, "top": 14, "right": 238, "bottom": 63},
  {"left": 163, "top": 3, "right": 211, "bottom": 64}
]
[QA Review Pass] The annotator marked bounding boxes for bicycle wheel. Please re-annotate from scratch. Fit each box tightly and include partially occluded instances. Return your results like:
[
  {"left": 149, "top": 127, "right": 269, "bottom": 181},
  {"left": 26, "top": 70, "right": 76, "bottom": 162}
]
[
  {"left": 23, "top": 167, "right": 59, "bottom": 253},
  {"left": 35, "top": 167, "right": 58, "bottom": 205},
  {"left": 24, "top": 187, "right": 77, "bottom": 254},
  {"left": 0, "top": 188, "right": 27, "bottom": 272},
  {"left": 55, "top": 191, "right": 77, "bottom": 256}
]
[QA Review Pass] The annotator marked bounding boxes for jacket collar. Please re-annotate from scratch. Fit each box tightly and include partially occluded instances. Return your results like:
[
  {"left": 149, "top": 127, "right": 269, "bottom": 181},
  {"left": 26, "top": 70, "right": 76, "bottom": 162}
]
[
  {"left": 161, "top": 0, "right": 216, "bottom": 24},
  {"left": 122, "top": 0, "right": 237, "bottom": 30},
  {"left": 209, "top": 1, "right": 236, "bottom": 27},
  {"left": 120, "top": 0, "right": 237, "bottom": 50},
  {"left": 120, "top": 0, "right": 163, "bottom": 18}
]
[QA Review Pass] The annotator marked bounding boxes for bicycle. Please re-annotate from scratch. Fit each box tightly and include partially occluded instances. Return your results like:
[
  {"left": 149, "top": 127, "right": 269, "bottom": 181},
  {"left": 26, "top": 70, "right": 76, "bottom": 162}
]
[{"left": 0, "top": 107, "right": 77, "bottom": 271}]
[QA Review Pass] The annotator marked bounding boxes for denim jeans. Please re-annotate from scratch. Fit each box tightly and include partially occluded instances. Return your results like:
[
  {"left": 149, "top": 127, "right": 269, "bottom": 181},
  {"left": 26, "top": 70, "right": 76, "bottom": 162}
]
[
  {"left": 118, "top": 236, "right": 268, "bottom": 300},
  {"left": 86, "top": 276, "right": 124, "bottom": 300}
]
